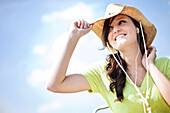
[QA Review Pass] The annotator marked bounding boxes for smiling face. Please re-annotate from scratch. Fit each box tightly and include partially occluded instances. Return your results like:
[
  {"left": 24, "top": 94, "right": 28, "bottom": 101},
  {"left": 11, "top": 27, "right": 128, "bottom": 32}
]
[{"left": 107, "top": 14, "right": 138, "bottom": 51}]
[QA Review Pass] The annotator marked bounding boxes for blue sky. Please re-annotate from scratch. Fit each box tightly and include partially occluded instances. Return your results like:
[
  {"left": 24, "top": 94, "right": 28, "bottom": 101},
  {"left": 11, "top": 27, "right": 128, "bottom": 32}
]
[{"left": 0, "top": 0, "right": 169, "bottom": 113}]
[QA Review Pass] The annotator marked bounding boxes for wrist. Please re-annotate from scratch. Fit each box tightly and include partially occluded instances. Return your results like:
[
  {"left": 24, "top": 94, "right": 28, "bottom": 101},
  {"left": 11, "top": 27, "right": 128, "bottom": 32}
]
[
  {"left": 148, "top": 61, "right": 155, "bottom": 66},
  {"left": 148, "top": 62, "right": 155, "bottom": 72},
  {"left": 69, "top": 30, "right": 81, "bottom": 40}
]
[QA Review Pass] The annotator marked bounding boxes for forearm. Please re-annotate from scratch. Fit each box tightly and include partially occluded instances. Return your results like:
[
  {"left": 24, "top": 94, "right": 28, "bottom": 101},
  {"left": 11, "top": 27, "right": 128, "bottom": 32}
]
[
  {"left": 47, "top": 31, "right": 80, "bottom": 89},
  {"left": 149, "top": 63, "right": 170, "bottom": 105}
]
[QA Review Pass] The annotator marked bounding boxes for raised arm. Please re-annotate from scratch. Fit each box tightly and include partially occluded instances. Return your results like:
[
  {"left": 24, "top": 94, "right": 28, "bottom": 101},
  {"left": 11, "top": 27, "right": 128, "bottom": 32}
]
[
  {"left": 46, "top": 20, "right": 92, "bottom": 93},
  {"left": 142, "top": 46, "right": 170, "bottom": 106}
]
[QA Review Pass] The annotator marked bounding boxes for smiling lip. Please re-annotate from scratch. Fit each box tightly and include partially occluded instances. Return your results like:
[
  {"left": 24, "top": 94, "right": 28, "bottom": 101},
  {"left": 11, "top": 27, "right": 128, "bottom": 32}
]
[{"left": 114, "top": 33, "right": 127, "bottom": 40}]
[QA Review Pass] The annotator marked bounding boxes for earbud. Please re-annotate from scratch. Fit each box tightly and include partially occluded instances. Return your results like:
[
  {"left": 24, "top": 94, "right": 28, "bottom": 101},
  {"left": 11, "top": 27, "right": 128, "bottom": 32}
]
[{"left": 137, "top": 28, "right": 139, "bottom": 33}]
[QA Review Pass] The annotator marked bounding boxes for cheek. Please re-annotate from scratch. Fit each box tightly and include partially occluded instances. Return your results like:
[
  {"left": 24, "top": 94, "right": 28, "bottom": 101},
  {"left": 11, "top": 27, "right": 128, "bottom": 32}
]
[
  {"left": 108, "top": 32, "right": 114, "bottom": 43},
  {"left": 129, "top": 29, "right": 137, "bottom": 41},
  {"left": 127, "top": 25, "right": 137, "bottom": 41},
  {"left": 108, "top": 33, "right": 117, "bottom": 48}
]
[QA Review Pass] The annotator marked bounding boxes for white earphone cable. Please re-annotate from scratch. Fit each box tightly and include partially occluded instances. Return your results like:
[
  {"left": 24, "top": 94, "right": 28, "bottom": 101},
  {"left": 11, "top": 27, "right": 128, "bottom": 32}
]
[
  {"left": 135, "top": 46, "right": 140, "bottom": 85},
  {"left": 139, "top": 21, "right": 150, "bottom": 99}
]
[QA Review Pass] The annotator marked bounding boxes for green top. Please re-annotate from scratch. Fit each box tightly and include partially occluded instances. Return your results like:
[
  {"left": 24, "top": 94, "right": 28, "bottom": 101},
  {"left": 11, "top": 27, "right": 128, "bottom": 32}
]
[{"left": 83, "top": 57, "right": 170, "bottom": 113}]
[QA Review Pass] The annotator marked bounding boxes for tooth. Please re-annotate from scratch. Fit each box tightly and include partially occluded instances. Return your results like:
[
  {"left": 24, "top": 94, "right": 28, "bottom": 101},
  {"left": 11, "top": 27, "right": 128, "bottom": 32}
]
[{"left": 117, "top": 35, "right": 124, "bottom": 39}]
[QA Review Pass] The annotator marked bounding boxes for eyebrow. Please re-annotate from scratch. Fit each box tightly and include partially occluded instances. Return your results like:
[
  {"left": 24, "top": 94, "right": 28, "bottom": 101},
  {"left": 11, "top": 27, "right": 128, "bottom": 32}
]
[
  {"left": 116, "top": 17, "right": 127, "bottom": 21},
  {"left": 110, "top": 17, "right": 127, "bottom": 25}
]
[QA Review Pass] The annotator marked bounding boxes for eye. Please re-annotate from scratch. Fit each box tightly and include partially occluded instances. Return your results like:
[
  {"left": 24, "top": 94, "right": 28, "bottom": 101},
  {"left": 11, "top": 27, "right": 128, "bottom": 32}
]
[
  {"left": 119, "top": 20, "right": 126, "bottom": 25},
  {"left": 108, "top": 26, "right": 113, "bottom": 31}
]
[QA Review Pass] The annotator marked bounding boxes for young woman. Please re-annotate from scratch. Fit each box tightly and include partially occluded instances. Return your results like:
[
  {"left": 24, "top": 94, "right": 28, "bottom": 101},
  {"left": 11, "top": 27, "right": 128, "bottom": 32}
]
[{"left": 46, "top": 3, "right": 170, "bottom": 113}]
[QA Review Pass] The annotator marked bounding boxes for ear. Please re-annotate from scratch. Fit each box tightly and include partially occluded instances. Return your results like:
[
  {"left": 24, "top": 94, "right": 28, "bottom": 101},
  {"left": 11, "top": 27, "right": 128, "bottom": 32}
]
[{"left": 136, "top": 28, "right": 139, "bottom": 33}]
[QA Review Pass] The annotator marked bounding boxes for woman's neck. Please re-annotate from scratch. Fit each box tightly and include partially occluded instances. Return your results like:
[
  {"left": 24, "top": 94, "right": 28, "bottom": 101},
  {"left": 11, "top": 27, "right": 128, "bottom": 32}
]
[
  {"left": 120, "top": 45, "right": 143, "bottom": 68},
  {"left": 119, "top": 45, "right": 146, "bottom": 86}
]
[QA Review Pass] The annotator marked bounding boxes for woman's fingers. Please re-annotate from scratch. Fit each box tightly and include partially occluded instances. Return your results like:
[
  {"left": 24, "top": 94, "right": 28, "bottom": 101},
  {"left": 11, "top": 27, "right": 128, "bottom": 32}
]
[
  {"left": 152, "top": 46, "right": 156, "bottom": 53},
  {"left": 71, "top": 19, "right": 92, "bottom": 38},
  {"left": 74, "top": 21, "right": 78, "bottom": 28},
  {"left": 142, "top": 46, "right": 156, "bottom": 69},
  {"left": 77, "top": 19, "right": 81, "bottom": 28},
  {"left": 75, "top": 19, "right": 91, "bottom": 29},
  {"left": 146, "top": 46, "right": 156, "bottom": 57},
  {"left": 147, "top": 46, "right": 157, "bottom": 63},
  {"left": 84, "top": 20, "right": 88, "bottom": 29}
]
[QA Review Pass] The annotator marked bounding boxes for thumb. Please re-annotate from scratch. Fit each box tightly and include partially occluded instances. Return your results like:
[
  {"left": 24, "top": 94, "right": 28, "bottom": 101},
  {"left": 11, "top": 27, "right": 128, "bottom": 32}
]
[{"left": 86, "top": 24, "right": 93, "bottom": 31}]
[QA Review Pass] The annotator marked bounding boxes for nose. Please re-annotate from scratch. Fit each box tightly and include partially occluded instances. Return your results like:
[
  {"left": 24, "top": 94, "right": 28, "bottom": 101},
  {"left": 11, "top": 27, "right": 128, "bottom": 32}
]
[{"left": 112, "top": 26, "right": 121, "bottom": 34}]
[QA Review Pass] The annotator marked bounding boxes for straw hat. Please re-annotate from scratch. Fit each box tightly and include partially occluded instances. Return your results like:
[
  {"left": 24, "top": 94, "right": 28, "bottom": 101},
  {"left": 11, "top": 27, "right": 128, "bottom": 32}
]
[{"left": 91, "top": 3, "right": 157, "bottom": 53}]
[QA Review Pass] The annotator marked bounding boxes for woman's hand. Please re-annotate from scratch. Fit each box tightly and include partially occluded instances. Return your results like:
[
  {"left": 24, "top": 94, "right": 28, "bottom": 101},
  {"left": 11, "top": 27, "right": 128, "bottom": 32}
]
[
  {"left": 69, "top": 19, "right": 92, "bottom": 38},
  {"left": 142, "top": 46, "right": 157, "bottom": 69}
]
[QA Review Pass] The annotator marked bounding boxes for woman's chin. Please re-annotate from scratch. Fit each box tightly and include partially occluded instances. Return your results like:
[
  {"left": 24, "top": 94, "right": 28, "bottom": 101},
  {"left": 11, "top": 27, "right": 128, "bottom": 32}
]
[{"left": 114, "top": 43, "right": 127, "bottom": 50}]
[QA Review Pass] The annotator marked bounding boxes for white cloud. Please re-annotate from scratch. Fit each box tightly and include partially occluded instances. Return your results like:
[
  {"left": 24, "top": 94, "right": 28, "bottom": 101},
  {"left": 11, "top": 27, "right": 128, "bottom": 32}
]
[
  {"left": 28, "top": 32, "right": 89, "bottom": 87},
  {"left": 67, "top": 59, "right": 88, "bottom": 74},
  {"left": 28, "top": 32, "right": 68, "bottom": 87},
  {"left": 27, "top": 69, "right": 49, "bottom": 87},
  {"left": 45, "top": 31, "right": 90, "bottom": 65},
  {"left": 34, "top": 45, "right": 47, "bottom": 55},
  {"left": 38, "top": 101, "right": 63, "bottom": 113},
  {"left": 45, "top": 32, "right": 69, "bottom": 64},
  {"left": 42, "top": 3, "right": 94, "bottom": 22},
  {"left": 27, "top": 59, "right": 88, "bottom": 87}
]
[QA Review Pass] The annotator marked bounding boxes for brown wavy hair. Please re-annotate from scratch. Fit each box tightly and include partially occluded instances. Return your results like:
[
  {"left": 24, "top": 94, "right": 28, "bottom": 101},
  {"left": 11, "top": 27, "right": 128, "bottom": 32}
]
[{"left": 102, "top": 15, "right": 147, "bottom": 101}]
